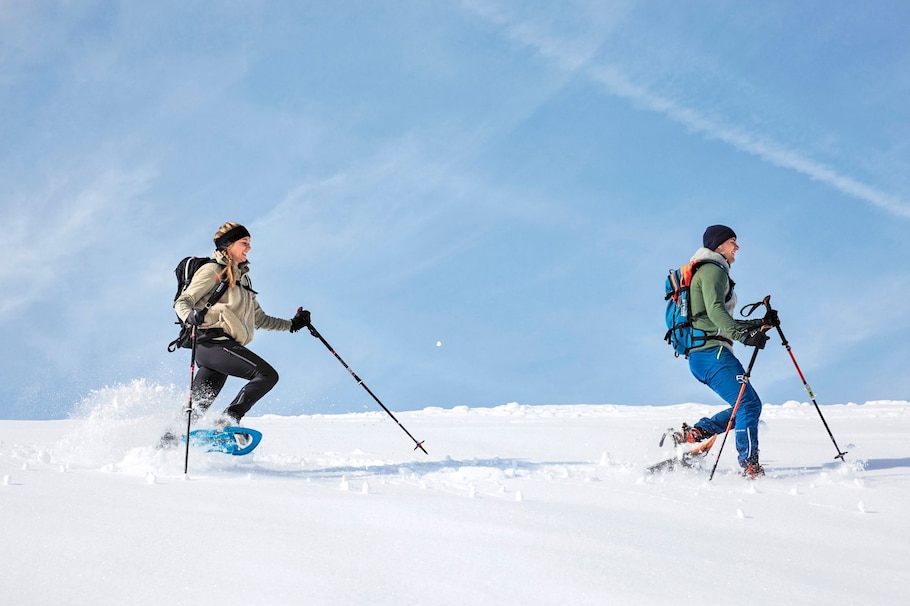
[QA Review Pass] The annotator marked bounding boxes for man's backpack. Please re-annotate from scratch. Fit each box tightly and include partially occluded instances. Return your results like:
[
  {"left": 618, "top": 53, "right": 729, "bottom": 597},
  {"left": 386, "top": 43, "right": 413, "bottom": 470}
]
[
  {"left": 166, "top": 256, "right": 228, "bottom": 352},
  {"left": 664, "top": 260, "right": 732, "bottom": 358}
]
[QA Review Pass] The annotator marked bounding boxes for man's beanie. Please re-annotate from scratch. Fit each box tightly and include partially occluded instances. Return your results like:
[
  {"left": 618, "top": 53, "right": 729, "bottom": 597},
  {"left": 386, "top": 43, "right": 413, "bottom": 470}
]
[
  {"left": 703, "top": 225, "right": 736, "bottom": 251},
  {"left": 214, "top": 224, "right": 251, "bottom": 250}
]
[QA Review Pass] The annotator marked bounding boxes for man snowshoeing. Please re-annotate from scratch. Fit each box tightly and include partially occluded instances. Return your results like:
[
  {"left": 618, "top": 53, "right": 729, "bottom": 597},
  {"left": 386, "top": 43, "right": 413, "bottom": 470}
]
[{"left": 671, "top": 225, "right": 775, "bottom": 478}]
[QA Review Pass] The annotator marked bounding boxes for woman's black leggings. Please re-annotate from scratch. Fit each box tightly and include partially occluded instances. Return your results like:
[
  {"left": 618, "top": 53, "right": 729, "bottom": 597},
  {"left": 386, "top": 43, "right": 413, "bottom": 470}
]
[{"left": 191, "top": 339, "right": 279, "bottom": 423}]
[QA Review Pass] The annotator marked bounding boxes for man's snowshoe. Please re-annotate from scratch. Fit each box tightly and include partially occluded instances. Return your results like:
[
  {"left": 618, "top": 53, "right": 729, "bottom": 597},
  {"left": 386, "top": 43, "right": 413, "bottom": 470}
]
[
  {"left": 647, "top": 434, "right": 717, "bottom": 473},
  {"left": 659, "top": 422, "right": 711, "bottom": 447}
]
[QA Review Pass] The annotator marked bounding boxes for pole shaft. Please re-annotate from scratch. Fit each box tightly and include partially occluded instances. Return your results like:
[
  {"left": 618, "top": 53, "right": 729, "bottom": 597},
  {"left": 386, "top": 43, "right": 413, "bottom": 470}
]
[
  {"left": 184, "top": 328, "right": 197, "bottom": 474},
  {"left": 307, "top": 320, "right": 427, "bottom": 454},
  {"left": 763, "top": 301, "right": 847, "bottom": 461},
  {"left": 709, "top": 344, "right": 761, "bottom": 480}
]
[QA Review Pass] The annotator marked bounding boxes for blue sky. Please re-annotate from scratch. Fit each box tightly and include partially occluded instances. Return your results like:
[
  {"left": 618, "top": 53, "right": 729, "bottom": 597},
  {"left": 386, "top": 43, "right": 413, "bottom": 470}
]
[{"left": 2, "top": 1, "right": 909, "bottom": 420}]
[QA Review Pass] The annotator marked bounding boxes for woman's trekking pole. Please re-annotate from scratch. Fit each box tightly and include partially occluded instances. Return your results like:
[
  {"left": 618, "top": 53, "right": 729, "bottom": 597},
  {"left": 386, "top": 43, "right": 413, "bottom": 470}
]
[
  {"left": 709, "top": 343, "right": 762, "bottom": 481},
  {"left": 184, "top": 327, "right": 198, "bottom": 474},
  {"left": 760, "top": 299, "right": 848, "bottom": 462},
  {"left": 300, "top": 311, "right": 428, "bottom": 455}
]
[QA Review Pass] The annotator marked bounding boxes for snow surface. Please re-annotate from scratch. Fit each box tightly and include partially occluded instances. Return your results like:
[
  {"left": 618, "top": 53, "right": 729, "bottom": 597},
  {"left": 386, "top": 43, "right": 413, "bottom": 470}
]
[{"left": 2, "top": 380, "right": 908, "bottom": 605}]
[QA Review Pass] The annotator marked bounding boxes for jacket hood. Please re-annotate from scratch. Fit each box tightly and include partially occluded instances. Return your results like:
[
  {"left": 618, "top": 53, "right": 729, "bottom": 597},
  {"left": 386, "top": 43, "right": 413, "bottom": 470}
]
[{"left": 690, "top": 247, "right": 730, "bottom": 272}]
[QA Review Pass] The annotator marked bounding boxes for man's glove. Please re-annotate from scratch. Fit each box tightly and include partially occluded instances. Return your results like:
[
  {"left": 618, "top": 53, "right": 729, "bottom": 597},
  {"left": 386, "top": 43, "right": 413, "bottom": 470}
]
[
  {"left": 763, "top": 309, "right": 780, "bottom": 328},
  {"left": 743, "top": 327, "right": 769, "bottom": 349},
  {"left": 291, "top": 308, "right": 311, "bottom": 333},
  {"left": 185, "top": 309, "right": 207, "bottom": 326}
]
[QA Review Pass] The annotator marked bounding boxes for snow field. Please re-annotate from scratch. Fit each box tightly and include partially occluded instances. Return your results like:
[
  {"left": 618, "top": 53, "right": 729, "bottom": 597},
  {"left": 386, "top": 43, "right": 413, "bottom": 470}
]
[{"left": 1, "top": 383, "right": 908, "bottom": 605}]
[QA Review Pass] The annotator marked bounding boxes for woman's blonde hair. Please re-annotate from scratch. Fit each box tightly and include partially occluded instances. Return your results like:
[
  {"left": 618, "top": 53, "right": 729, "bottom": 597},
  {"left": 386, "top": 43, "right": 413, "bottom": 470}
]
[{"left": 213, "top": 221, "right": 247, "bottom": 287}]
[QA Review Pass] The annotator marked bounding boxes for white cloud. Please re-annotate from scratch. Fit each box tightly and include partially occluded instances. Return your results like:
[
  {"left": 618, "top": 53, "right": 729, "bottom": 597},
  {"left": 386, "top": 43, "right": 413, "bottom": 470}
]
[
  {"left": 465, "top": 3, "right": 910, "bottom": 219},
  {"left": 1, "top": 164, "right": 157, "bottom": 316},
  {"left": 459, "top": 0, "right": 626, "bottom": 73},
  {"left": 589, "top": 65, "right": 910, "bottom": 218}
]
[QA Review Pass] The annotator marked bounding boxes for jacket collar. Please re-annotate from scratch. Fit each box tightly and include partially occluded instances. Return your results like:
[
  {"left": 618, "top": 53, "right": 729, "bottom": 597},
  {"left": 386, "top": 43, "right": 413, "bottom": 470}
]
[
  {"left": 212, "top": 249, "right": 250, "bottom": 273},
  {"left": 690, "top": 247, "right": 730, "bottom": 272}
]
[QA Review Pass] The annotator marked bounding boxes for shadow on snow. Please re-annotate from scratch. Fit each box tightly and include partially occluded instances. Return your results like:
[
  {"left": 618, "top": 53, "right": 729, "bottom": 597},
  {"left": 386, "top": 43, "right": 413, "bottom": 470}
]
[{"left": 249, "top": 457, "right": 591, "bottom": 480}]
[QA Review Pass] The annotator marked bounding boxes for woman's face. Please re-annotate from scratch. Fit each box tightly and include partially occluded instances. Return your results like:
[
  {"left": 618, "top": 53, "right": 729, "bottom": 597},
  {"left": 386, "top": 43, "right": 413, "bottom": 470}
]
[{"left": 226, "top": 236, "right": 251, "bottom": 264}]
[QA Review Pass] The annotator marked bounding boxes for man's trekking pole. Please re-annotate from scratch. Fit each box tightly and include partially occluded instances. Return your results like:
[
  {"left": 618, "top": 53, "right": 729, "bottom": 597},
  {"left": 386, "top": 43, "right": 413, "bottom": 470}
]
[
  {"left": 299, "top": 310, "right": 428, "bottom": 455},
  {"left": 184, "top": 326, "right": 198, "bottom": 474},
  {"left": 709, "top": 343, "right": 762, "bottom": 481},
  {"left": 759, "top": 298, "right": 848, "bottom": 462}
]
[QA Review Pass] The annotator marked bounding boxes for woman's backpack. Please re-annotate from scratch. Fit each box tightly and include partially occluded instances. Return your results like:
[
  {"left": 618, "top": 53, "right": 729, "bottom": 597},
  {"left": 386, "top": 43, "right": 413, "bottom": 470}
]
[{"left": 166, "top": 256, "right": 227, "bottom": 352}]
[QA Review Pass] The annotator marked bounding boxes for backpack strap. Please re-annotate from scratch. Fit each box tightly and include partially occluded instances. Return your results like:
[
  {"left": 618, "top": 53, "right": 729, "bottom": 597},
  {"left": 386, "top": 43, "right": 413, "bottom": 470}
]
[
  {"left": 167, "top": 273, "right": 231, "bottom": 353},
  {"left": 686, "top": 260, "right": 734, "bottom": 352},
  {"left": 196, "top": 266, "right": 254, "bottom": 312},
  {"left": 202, "top": 278, "right": 229, "bottom": 311},
  {"left": 689, "top": 259, "right": 734, "bottom": 313}
]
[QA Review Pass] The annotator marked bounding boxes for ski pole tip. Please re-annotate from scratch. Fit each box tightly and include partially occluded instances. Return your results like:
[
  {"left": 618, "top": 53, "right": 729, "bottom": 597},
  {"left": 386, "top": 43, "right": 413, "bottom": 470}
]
[{"left": 414, "top": 440, "right": 428, "bottom": 455}]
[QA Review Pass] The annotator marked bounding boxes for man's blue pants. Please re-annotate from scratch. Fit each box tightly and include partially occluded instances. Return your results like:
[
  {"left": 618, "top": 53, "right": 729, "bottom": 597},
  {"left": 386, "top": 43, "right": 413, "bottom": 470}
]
[{"left": 688, "top": 347, "right": 762, "bottom": 467}]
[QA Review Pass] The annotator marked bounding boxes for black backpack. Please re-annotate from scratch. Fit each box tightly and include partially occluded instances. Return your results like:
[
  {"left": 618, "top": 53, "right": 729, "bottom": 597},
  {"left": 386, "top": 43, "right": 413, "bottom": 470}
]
[{"left": 166, "top": 256, "right": 228, "bottom": 352}]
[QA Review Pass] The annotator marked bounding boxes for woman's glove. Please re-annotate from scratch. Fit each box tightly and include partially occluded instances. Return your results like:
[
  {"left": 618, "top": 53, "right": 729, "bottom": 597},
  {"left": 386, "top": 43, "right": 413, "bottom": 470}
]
[
  {"left": 291, "top": 308, "right": 311, "bottom": 333},
  {"left": 185, "top": 309, "right": 207, "bottom": 326}
]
